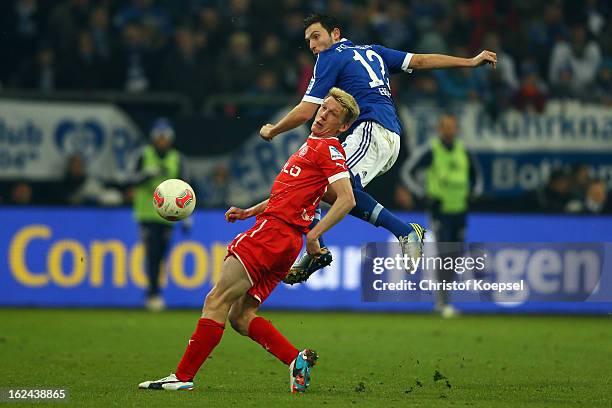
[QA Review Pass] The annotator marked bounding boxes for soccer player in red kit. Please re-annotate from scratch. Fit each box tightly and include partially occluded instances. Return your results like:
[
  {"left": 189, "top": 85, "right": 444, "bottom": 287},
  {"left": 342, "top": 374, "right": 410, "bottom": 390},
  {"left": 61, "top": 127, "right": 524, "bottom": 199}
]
[{"left": 138, "top": 87, "right": 360, "bottom": 393}]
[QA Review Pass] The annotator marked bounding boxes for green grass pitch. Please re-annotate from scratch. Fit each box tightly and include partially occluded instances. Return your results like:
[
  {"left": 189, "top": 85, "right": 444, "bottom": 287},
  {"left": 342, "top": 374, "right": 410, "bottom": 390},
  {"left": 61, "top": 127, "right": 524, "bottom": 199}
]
[{"left": 0, "top": 309, "right": 610, "bottom": 407}]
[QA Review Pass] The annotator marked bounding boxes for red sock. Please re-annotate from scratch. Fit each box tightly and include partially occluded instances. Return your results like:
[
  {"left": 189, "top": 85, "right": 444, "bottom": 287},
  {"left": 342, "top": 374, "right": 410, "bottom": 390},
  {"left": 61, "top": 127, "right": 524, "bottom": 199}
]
[
  {"left": 175, "top": 318, "right": 225, "bottom": 381},
  {"left": 248, "top": 316, "right": 299, "bottom": 366}
]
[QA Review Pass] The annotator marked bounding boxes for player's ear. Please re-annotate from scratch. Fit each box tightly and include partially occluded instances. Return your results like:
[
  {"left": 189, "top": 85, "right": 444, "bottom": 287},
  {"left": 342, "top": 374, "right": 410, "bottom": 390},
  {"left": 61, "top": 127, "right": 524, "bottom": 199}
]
[
  {"left": 339, "top": 122, "right": 351, "bottom": 133},
  {"left": 331, "top": 27, "right": 341, "bottom": 41}
]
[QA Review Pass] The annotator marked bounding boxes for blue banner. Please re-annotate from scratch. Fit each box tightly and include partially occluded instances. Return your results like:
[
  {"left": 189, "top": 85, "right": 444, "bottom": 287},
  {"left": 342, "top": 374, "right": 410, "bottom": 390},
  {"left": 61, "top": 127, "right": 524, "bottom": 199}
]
[
  {"left": 400, "top": 101, "right": 612, "bottom": 197},
  {"left": 1, "top": 207, "right": 611, "bottom": 313}
]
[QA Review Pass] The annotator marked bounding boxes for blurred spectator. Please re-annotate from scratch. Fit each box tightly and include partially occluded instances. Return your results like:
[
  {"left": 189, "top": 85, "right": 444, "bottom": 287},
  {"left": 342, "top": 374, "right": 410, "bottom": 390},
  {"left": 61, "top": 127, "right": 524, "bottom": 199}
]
[
  {"left": 514, "top": 60, "right": 548, "bottom": 113},
  {"left": 281, "top": 9, "right": 307, "bottom": 52},
  {"left": 411, "top": 0, "right": 445, "bottom": 33},
  {"left": 59, "top": 154, "right": 123, "bottom": 205},
  {"left": 293, "top": 51, "right": 314, "bottom": 95},
  {"left": 393, "top": 184, "right": 414, "bottom": 210},
  {"left": 525, "top": 2, "right": 568, "bottom": 77},
  {"left": 217, "top": 32, "right": 255, "bottom": 93},
  {"left": 253, "top": 69, "right": 281, "bottom": 96},
  {"left": 538, "top": 168, "right": 573, "bottom": 212},
  {"left": 47, "top": 0, "right": 92, "bottom": 58},
  {"left": 564, "top": 0, "right": 607, "bottom": 36},
  {"left": 89, "top": 5, "right": 115, "bottom": 61},
  {"left": 549, "top": 24, "right": 602, "bottom": 95},
  {"left": 255, "top": 34, "right": 290, "bottom": 91},
  {"left": 589, "top": 60, "right": 612, "bottom": 105},
  {"left": 62, "top": 31, "right": 103, "bottom": 90},
  {"left": 245, "top": 70, "right": 283, "bottom": 117},
  {"left": 398, "top": 74, "right": 444, "bottom": 107},
  {"left": 115, "top": 22, "right": 158, "bottom": 91},
  {"left": 200, "top": 165, "right": 231, "bottom": 208},
  {"left": 1, "top": 0, "right": 46, "bottom": 83},
  {"left": 344, "top": 6, "right": 374, "bottom": 46},
  {"left": 433, "top": 47, "right": 487, "bottom": 103},
  {"left": 482, "top": 32, "right": 519, "bottom": 90},
  {"left": 584, "top": 0, "right": 607, "bottom": 37},
  {"left": 197, "top": 7, "right": 225, "bottom": 57},
  {"left": 14, "top": 45, "right": 58, "bottom": 91},
  {"left": 159, "top": 26, "right": 210, "bottom": 109},
  {"left": 10, "top": 182, "right": 34, "bottom": 205},
  {"left": 448, "top": 0, "right": 473, "bottom": 49},
  {"left": 115, "top": 0, "right": 171, "bottom": 35},
  {"left": 570, "top": 164, "right": 592, "bottom": 199},
  {"left": 371, "top": 1, "right": 415, "bottom": 51},
  {"left": 221, "top": 0, "right": 252, "bottom": 32},
  {"left": 582, "top": 179, "right": 611, "bottom": 214},
  {"left": 566, "top": 178, "right": 611, "bottom": 214},
  {"left": 416, "top": 22, "right": 449, "bottom": 55}
]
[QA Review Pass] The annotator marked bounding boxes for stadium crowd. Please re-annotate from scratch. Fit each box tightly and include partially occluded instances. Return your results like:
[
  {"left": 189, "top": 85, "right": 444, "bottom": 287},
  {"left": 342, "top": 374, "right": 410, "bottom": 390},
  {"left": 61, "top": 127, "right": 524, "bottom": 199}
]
[{"left": 1, "top": 0, "right": 610, "bottom": 111}]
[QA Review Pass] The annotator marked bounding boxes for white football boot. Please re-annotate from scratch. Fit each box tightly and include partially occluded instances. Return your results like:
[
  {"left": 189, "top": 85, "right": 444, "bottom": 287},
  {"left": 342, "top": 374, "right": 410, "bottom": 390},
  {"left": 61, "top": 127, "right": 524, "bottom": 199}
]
[{"left": 138, "top": 373, "right": 194, "bottom": 391}]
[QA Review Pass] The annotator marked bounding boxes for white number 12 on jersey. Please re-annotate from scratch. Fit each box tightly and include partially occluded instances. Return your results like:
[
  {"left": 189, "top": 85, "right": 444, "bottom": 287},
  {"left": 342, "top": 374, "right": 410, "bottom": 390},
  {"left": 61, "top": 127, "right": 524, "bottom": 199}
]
[{"left": 353, "top": 50, "right": 390, "bottom": 89}]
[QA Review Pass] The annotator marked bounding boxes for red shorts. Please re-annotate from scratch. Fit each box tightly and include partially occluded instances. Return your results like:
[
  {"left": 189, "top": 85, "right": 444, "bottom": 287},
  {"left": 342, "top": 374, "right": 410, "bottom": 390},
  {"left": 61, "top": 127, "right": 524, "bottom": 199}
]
[{"left": 226, "top": 217, "right": 303, "bottom": 303}]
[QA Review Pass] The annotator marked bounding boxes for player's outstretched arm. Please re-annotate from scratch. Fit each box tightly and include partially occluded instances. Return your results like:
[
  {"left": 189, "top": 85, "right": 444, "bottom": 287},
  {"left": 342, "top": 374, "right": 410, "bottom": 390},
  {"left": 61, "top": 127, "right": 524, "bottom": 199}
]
[
  {"left": 306, "top": 177, "right": 355, "bottom": 255},
  {"left": 225, "top": 199, "right": 269, "bottom": 223},
  {"left": 260, "top": 101, "right": 319, "bottom": 141},
  {"left": 409, "top": 50, "right": 497, "bottom": 70}
]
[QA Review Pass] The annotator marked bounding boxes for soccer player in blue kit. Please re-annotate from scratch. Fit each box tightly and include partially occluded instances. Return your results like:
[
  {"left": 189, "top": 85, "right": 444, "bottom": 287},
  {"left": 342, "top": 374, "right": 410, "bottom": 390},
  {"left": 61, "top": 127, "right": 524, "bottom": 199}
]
[{"left": 260, "top": 13, "right": 497, "bottom": 282}]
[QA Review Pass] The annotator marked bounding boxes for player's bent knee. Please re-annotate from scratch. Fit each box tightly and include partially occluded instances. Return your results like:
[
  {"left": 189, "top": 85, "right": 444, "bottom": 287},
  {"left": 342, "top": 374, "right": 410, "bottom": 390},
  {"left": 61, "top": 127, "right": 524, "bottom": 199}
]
[
  {"left": 228, "top": 310, "right": 251, "bottom": 336},
  {"left": 228, "top": 314, "right": 245, "bottom": 335},
  {"left": 203, "top": 289, "right": 229, "bottom": 314}
]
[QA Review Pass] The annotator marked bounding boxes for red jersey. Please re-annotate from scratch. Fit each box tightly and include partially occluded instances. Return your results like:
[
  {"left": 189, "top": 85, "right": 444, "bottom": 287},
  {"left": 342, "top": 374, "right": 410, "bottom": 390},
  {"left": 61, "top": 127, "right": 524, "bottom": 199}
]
[{"left": 261, "top": 135, "right": 350, "bottom": 233}]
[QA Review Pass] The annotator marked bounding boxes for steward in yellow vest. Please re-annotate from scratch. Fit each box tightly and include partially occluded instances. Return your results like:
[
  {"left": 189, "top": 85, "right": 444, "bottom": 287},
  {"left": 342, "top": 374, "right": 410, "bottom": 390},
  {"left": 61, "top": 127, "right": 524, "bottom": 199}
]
[
  {"left": 132, "top": 118, "right": 186, "bottom": 311},
  {"left": 401, "top": 114, "right": 482, "bottom": 316}
]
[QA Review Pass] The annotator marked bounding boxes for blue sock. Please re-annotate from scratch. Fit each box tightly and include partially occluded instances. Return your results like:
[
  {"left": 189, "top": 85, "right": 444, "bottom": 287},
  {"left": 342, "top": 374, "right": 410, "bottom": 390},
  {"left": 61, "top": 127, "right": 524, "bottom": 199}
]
[
  {"left": 350, "top": 189, "right": 413, "bottom": 239},
  {"left": 308, "top": 207, "right": 326, "bottom": 248}
]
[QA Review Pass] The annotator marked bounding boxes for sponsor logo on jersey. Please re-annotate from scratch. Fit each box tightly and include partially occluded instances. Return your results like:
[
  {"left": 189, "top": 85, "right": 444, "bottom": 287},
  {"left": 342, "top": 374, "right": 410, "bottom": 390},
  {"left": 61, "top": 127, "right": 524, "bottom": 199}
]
[{"left": 329, "top": 146, "right": 344, "bottom": 161}]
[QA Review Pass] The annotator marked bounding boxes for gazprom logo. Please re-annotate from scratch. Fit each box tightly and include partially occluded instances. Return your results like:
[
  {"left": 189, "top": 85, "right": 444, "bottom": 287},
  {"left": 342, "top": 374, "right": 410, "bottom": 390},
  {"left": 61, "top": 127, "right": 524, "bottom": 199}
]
[{"left": 54, "top": 119, "right": 105, "bottom": 157}]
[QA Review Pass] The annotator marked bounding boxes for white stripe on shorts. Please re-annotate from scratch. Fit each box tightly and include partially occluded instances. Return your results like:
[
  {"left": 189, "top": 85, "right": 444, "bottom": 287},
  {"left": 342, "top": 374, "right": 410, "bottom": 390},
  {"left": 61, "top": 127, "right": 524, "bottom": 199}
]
[{"left": 346, "top": 122, "right": 372, "bottom": 169}]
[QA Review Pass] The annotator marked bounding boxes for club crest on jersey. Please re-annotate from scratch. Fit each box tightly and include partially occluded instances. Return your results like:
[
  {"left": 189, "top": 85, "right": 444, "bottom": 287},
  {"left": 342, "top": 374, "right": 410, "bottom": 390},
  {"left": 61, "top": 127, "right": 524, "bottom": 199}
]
[
  {"left": 301, "top": 209, "right": 314, "bottom": 222},
  {"left": 329, "top": 146, "right": 344, "bottom": 161},
  {"left": 298, "top": 144, "right": 308, "bottom": 157}
]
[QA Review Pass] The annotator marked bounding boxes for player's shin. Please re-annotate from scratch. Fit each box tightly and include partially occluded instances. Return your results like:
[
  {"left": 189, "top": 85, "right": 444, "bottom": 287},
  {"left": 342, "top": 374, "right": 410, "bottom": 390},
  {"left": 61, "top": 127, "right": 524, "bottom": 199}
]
[
  {"left": 350, "top": 189, "right": 413, "bottom": 238},
  {"left": 175, "top": 318, "right": 225, "bottom": 381},
  {"left": 248, "top": 317, "right": 299, "bottom": 365}
]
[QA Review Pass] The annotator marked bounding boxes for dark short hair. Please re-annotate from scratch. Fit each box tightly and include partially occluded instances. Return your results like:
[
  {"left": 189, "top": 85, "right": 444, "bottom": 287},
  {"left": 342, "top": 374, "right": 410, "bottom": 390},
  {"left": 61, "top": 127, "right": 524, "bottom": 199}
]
[{"left": 303, "top": 13, "right": 341, "bottom": 34}]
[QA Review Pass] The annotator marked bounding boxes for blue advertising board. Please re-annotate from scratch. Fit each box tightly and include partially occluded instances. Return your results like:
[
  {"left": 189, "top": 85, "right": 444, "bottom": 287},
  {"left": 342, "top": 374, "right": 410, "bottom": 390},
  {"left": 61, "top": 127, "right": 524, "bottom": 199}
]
[{"left": 1, "top": 207, "right": 611, "bottom": 313}]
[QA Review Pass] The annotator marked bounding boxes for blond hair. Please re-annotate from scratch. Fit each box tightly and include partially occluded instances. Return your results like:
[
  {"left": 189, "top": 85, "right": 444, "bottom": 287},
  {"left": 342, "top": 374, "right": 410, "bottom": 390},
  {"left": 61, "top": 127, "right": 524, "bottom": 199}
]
[{"left": 327, "top": 87, "right": 360, "bottom": 125}]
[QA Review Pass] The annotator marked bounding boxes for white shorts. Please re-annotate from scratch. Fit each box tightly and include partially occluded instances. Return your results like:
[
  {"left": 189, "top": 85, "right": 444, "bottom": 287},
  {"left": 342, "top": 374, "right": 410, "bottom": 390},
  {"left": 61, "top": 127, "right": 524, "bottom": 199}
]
[{"left": 342, "top": 121, "right": 401, "bottom": 188}]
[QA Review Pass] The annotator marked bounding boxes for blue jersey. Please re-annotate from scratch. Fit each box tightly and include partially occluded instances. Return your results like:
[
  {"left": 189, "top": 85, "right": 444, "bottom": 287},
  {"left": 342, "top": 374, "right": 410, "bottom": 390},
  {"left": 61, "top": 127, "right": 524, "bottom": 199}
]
[{"left": 303, "top": 39, "right": 413, "bottom": 135}]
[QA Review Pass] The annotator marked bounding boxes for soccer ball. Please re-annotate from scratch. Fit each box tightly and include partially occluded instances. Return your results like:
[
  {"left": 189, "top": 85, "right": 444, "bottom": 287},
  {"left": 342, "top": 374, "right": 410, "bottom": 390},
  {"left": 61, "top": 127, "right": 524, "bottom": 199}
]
[{"left": 153, "top": 179, "right": 196, "bottom": 221}]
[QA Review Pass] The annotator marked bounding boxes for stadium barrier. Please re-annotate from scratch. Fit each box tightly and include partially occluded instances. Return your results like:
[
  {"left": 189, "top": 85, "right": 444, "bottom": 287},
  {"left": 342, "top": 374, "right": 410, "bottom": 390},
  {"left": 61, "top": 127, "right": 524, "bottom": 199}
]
[{"left": 1, "top": 207, "right": 610, "bottom": 313}]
